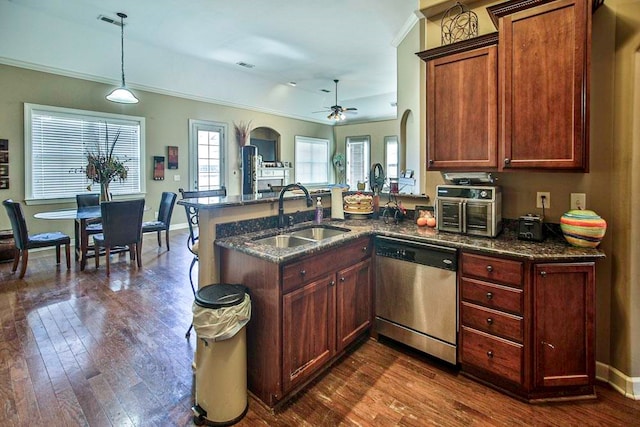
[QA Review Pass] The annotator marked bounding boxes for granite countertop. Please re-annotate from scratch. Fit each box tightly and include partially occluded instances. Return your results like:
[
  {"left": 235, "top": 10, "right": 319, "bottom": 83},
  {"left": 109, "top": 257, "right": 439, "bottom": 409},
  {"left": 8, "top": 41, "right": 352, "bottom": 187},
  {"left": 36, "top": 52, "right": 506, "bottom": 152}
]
[
  {"left": 215, "top": 218, "right": 605, "bottom": 264},
  {"left": 177, "top": 190, "right": 429, "bottom": 209}
]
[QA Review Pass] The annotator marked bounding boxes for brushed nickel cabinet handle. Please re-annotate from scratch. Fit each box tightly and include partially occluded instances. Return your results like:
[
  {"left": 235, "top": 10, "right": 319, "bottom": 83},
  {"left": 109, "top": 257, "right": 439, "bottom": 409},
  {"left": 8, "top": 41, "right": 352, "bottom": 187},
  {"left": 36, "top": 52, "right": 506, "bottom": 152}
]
[
  {"left": 486, "top": 318, "right": 493, "bottom": 325},
  {"left": 329, "top": 280, "right": 335, "bottom": 287},
  {"left": 540, "top": 271, "right": 547, "bottom": 277},
  {"left": 486, "top": 265, "right": 493, "bottom": 272},
  {"left": 339, "top": 276, "right": 345, "bottom": 282},
  {"left": 487, "top": 351, "right": 494, "bottom": 358},
  {"left": 486, "top": 292, "right": 493, "bottom": 300},
  {"left": 300, "top": 269, "right": 306, "bottom": 276},
  {"left": 504, "top": 158, "right": 511, "bottom": 165}
]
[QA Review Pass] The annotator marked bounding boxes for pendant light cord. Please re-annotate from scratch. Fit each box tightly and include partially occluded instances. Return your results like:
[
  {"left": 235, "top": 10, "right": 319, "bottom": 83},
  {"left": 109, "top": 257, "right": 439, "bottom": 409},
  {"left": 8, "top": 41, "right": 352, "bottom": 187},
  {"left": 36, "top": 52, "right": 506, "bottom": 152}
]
[{"left": 118, "top": 12, "right": 127, "bottom": 86}]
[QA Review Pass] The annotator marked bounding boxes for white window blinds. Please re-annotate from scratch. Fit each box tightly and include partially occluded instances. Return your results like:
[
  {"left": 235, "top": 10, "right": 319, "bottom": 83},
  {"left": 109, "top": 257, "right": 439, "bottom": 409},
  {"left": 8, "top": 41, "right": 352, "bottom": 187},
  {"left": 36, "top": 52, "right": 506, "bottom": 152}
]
[
  {"left": 346, "top": 136, "right": 370, "bottom": 189},
  {"left": 25, "top": 104, "right": 145, "bottom": 202},
  {"left": 294, "top": 136, "right": 329, "bottom": 185}
]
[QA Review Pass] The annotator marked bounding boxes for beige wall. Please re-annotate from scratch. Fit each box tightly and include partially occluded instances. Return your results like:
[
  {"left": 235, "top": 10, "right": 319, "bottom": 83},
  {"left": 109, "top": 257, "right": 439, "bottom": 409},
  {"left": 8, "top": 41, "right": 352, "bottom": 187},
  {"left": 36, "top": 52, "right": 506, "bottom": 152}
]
[
  {"left": 0, "top": 64, "right": 332, "bottom": 236},
  {"left": 419, "top": 0, "right": 640, "bottom": 380}
]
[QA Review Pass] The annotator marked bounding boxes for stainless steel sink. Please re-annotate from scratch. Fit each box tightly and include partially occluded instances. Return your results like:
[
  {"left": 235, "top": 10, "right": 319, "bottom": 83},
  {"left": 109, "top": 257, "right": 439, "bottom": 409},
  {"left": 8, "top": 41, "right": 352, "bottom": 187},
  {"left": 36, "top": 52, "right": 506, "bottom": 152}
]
[
  {"left": 289, "top": 226, "right": 351, "bottom": 241},
  {"left": 252, "top": 234, "right": 315, "bottom": 248}
]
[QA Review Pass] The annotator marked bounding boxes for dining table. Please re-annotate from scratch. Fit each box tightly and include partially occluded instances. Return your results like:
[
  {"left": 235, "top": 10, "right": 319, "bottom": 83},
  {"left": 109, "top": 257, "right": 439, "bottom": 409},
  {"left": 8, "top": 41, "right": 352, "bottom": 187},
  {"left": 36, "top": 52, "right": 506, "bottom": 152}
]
[{"left": 34, "top": 205, "right": 103, "bottom": 271}]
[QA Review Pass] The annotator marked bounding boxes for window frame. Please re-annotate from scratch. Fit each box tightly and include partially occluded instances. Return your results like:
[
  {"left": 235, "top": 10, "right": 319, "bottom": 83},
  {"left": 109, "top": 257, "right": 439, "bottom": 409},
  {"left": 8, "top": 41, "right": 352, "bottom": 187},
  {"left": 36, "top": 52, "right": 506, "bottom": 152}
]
[
  {"left": 294, "top": 136, "right": 330, "bottom": 186},
  {"left": 24, "top": 103, "right": 146, "bottom": 205},
  {"left": 345, "top": 135, "right": 371, "bottom": 189}
]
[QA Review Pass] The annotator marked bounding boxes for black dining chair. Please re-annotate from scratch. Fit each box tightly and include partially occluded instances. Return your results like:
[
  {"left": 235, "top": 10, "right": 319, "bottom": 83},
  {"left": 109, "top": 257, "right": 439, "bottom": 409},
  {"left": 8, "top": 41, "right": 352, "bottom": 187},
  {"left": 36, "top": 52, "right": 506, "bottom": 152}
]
[
  {"left": 178, "top": 187, "right": 226, "bottom": 337},
  {"left": 142, "top": 192, "right": 177, "bottom": 250},
  {"left": 2, "top": 199, "right": 71, "bottom": 279},
  {"left": 76, "top": 193, "right": 103, "bottom": 235},
  {"left": 93, "top": 199, "right": 145, "bottom": 276}
]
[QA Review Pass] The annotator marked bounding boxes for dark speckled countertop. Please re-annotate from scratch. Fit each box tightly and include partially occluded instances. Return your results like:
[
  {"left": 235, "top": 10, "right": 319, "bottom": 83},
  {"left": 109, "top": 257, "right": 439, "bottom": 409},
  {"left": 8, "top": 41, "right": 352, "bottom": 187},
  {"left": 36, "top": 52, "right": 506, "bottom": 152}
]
[{"left": 215, "top": 218, "right": 605, "bottom": 264}]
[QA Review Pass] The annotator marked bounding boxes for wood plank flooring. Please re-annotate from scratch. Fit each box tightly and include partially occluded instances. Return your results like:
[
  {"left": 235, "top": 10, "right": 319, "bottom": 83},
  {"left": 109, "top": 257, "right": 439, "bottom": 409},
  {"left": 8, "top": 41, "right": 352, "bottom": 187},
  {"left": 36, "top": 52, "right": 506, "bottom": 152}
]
[{"left": 0, "top": 229, "right": 638, "bottom": 426}]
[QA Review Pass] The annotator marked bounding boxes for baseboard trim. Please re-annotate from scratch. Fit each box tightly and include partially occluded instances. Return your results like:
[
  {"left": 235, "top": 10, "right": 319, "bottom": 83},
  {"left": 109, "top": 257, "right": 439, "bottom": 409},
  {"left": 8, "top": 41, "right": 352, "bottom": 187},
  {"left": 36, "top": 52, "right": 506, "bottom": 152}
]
[{"left": 596, "top": 361, "right": 640, "bottom": 400}]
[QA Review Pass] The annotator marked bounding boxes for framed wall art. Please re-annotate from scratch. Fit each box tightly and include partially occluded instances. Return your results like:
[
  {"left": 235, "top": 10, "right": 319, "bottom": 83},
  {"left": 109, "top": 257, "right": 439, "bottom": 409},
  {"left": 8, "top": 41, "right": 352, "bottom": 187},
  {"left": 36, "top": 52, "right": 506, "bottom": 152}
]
[
  {"left": 168, "top": 146, "right": 178, "bottom": 169},
  {"left": 153, "top": 156, "right": 165, "bottom": 180},
  {"left": 0, "top": 139, "right": 8, "bottom": 190}
]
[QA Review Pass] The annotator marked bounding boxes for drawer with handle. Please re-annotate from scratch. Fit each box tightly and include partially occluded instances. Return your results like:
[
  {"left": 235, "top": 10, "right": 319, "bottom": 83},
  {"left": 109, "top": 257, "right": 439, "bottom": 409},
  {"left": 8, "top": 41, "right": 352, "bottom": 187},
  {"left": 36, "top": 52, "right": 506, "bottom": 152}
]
[
  {"left": 461, "top": 253, "right": 523, "bottom": 287},
  {"left": 460, "top": 326, "right": 523, "bottom": 385},
  {"left": 282, "top": 237, "right": 371, "bottom": 293},
  {"left": 460, "top": 277, "right": 524, "bottom": 315},
  {"left": 461, "top": 301, "right": 523, "bottom": 342}
]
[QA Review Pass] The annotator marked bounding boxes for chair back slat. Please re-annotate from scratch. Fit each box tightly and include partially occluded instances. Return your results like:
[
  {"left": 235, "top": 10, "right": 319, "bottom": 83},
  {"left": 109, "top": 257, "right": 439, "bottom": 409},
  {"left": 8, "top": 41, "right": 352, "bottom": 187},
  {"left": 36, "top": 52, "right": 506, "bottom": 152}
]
[
  {"left": 178, "top": 187, "right": 226, "bottom": 199},
  {"left": 2, "top": 199, "right": 29, "bottom": 250},
  {"left": 100, "top": 199, "right": 145, "bottom": 247}
]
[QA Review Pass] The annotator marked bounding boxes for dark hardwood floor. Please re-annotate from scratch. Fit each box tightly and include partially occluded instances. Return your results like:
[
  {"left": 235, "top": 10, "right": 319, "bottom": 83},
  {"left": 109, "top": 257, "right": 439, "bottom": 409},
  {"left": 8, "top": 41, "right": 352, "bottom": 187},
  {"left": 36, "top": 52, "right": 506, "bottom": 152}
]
[{"left": 0, "top": 229, "right": 638, "bottom": 426}]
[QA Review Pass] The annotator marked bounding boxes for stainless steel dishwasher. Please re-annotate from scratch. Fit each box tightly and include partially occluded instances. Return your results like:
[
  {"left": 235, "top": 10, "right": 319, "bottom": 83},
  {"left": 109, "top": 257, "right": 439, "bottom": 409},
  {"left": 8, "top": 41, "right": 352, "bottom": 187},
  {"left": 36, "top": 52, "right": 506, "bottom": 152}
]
[{"left": 375, "top": 236, "right": 458, "bottom": 364}]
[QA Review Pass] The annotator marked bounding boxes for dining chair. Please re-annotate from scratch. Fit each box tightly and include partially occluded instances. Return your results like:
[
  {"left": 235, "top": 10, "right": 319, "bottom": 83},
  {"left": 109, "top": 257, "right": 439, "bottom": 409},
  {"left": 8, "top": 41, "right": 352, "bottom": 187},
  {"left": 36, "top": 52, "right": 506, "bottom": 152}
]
[
  {"left": 76, "top": 192, "right": 103, "bottom": 235},
  {"left": 93, "top": 199, "right": 145, "bottom": 276},
  {"left": 2, "top": 199, "right": 71, "bottom": 279},
  {"left": 142, "top": 192, "right": 177, "bottom": 250},
  {"left": 178, "top": 187, "right": 226, "bottom": 337}
]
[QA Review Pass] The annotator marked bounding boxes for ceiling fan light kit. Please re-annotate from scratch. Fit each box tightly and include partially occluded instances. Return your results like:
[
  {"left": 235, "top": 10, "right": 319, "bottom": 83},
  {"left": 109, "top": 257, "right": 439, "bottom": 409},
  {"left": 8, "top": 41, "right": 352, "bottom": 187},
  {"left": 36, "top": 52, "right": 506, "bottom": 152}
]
[
  {"left": 321, "top": 79, "right": 357, "bottom": 122},
  {"left": 106, "top": 12, "right": 139, "bottom": 104}
]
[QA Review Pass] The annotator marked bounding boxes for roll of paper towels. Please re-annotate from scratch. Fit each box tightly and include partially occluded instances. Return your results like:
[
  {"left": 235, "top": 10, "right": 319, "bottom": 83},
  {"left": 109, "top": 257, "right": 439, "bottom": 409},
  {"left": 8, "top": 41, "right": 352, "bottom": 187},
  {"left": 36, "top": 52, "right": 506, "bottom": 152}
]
[{"left": 331, "top": 187, "right": 344, "bottom": 220}]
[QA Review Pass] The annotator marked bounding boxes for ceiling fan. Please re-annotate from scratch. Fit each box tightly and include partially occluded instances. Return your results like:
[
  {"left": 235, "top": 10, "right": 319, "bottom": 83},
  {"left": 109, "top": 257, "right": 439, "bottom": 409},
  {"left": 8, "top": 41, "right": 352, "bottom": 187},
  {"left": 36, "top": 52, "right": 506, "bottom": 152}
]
[{"left": 315, "top": 79, "right": 358, "bottom": 121}]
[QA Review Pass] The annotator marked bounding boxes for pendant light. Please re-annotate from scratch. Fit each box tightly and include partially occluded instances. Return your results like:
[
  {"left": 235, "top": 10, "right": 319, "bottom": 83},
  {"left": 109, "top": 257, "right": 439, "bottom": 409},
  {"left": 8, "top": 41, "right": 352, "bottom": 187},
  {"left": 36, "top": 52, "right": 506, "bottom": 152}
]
[{"left": 106, "top": 12, "right": 139, "bottom": 104}]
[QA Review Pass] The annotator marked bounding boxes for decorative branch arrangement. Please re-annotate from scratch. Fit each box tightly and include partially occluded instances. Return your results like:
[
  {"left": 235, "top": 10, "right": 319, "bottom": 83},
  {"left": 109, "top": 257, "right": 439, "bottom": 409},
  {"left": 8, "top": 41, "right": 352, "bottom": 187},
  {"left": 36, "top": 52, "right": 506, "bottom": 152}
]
[{"left": 234, "top": 120, "right": 252, "bottom": 147}]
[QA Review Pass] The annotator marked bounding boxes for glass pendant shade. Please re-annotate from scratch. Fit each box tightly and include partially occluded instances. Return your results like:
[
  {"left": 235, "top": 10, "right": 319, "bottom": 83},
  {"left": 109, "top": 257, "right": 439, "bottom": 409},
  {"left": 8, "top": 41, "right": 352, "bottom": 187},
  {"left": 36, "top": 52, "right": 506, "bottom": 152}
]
[
  {"left": 106, "top": 86, "right": 139, "bottom": 103},
  {"left": 107, "top": 12, "right": 138, "bottom": 104}
]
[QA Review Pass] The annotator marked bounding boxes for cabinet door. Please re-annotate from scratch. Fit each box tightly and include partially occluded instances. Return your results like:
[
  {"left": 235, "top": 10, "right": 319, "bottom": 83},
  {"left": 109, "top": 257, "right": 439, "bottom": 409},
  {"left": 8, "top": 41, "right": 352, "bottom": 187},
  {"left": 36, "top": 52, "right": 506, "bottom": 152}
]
[
  {"left": 533, "top": 263, "right": 594, "bottom": 388},
  {"left": 427, "top": 45, "right": 497, "bottom": 170},
  {"left": 499, "top": 0, "right": 590, "bottom": 170},
  {"left": 336, "top": 259, "right": 372, "bottom": 352},
  {"left": 282, "top": 273, "right": 336, "bottom": 392}
]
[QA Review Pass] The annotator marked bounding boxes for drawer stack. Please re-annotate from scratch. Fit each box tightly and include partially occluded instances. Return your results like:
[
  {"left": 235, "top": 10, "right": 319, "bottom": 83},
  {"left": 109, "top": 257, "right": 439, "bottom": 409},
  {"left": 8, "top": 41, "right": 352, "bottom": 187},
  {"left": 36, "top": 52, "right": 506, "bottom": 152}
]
[{"left": 459, "top": 252, "right": 525, "bottom": 386}]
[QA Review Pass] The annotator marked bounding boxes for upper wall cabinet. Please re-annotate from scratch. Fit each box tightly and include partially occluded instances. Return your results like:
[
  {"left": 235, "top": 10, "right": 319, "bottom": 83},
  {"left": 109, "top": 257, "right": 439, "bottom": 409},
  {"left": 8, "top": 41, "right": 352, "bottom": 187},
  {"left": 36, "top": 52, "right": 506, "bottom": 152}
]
[
  {"left": 418, "top": 0, "right": 592, "bottom": 172},
  {"left": 490, "top": 0, "right": 591, "bottom": 171},
  {"left": 418, "top": 33, "right": 499, "bottom": 170}
]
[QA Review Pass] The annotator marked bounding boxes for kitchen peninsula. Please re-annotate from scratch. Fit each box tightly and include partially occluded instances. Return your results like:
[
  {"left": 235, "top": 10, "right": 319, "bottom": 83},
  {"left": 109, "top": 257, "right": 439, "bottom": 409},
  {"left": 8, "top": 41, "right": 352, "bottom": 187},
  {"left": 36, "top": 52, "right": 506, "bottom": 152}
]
[{"left": 180, "top": 190, "right": 605, "bottom": 407}]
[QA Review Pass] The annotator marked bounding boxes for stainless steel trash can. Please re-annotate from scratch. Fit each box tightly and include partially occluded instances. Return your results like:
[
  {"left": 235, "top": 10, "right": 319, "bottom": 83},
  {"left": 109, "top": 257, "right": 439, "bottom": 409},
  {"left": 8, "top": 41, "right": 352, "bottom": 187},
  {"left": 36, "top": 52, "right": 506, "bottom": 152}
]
[{"left": 191, "top": 284, "right": 251, "bottom": 426}]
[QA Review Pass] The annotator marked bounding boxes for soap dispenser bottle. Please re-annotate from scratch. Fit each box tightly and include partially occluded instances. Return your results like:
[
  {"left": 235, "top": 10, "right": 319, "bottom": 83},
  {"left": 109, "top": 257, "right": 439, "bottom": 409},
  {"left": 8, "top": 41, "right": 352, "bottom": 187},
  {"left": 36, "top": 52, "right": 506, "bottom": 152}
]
[{"left": 315, "top": 197, "right": 323, "bottom": 224}]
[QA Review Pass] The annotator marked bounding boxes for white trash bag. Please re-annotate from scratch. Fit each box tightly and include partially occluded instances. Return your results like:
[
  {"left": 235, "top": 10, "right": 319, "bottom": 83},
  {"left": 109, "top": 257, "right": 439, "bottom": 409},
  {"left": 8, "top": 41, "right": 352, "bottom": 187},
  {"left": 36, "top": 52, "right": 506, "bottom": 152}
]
[{"left": 192, "top": 293, "right": 251, "bottom": 342}]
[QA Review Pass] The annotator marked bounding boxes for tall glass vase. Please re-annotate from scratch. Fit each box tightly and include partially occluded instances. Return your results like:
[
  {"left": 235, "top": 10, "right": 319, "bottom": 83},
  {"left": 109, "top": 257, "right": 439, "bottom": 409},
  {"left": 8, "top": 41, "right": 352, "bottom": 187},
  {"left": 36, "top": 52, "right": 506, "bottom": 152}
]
[{"left": 100, "top": 182, "right": 112, "bottom": 202}]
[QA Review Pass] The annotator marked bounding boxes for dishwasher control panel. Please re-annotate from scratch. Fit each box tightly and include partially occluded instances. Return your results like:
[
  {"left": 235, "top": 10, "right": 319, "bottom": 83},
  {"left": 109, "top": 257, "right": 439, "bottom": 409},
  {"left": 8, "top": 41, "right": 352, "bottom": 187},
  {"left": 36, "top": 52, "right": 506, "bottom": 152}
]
[{"left": 375, "top": 236, "right": 458, "bottom": 271}]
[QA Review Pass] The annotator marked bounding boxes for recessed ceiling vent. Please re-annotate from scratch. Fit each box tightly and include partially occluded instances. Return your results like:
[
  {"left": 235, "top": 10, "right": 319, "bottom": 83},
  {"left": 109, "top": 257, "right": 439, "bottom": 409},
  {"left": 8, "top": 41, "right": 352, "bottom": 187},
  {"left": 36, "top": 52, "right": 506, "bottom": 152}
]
[
  {"left": 236, "top": 62, "right": 255, "bottom": 69},
  {"left": 98, "top": 15, "right": 124, "bottom": 27}
]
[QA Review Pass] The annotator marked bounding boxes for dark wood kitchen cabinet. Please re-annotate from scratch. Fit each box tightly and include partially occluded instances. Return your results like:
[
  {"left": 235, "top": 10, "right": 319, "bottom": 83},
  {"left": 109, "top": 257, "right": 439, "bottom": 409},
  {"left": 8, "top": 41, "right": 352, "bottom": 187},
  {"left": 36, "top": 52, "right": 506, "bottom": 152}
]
[
  {"left": 418, "top": 0, "right": 592, "bottom": 172},
  {"left": 418, "top": 33, "right": 498, "bottom": 170},
  {"left": 283, "top": 258, "right": 371, "bottom": 393},
  {"left": 219, "top": 236, "right": 372, "bottom": 408},
  {"left": 459, "top": 251, "right": 596, "bottom": 401},
  {"left": 490, "top": 0, "right": 591, "bottom": 170},
  {"left": 533, "top": 262, "right": 595, "bottom": 391}
]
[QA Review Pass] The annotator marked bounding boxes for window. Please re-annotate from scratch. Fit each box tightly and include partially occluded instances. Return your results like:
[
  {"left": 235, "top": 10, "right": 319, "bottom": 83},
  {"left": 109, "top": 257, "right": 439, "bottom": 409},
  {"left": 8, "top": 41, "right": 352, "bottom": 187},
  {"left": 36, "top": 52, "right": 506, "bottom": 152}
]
[
  {"left": 294, "top": 136, "right": 329, "bottom": 185},
  {"left": 25, "top": 103, "right": 145, "bottom": 203},
  {"left": 384, "top": 136, "right": 399, "bottom": 180},
  {"left": 346, "top": 136, "right": 370, "bottom": 189},
  {"left": 189, "top": 120, "right": 226, "bottom": 191}
]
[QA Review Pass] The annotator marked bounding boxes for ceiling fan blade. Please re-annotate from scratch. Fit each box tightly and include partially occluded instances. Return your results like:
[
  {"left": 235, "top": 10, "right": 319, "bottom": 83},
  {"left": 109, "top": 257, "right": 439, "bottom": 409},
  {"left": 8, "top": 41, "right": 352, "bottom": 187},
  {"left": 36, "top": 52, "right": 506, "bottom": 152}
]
[
  {"left": 312, "top": 109, "right": 331, "bottom": 113},
  {"left": 343, "top": 107, "right": 358, "bottom": 111}
]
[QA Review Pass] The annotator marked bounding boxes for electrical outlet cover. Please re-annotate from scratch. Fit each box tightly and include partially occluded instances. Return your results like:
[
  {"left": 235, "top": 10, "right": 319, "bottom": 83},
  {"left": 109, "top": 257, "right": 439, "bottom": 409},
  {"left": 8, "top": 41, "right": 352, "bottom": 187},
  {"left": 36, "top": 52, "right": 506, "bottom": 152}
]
[{"left": 536, "top": 192, "right": 551, "bottom": 209}]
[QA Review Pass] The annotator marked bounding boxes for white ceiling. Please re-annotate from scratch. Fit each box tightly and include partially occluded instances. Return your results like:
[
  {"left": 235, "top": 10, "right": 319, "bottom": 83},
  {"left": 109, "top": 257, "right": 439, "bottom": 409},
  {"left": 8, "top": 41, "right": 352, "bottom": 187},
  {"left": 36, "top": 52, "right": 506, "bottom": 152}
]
[{"left": 0, "top": 0, "right": 419, "bottom": 124}]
